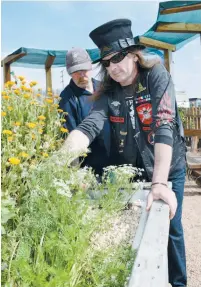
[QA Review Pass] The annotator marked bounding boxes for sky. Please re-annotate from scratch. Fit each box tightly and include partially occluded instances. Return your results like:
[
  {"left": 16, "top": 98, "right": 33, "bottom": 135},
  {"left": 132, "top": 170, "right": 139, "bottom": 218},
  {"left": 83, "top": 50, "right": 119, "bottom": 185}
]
[{"left": 1, "top": 1, "right": 201, "bottom": 99}]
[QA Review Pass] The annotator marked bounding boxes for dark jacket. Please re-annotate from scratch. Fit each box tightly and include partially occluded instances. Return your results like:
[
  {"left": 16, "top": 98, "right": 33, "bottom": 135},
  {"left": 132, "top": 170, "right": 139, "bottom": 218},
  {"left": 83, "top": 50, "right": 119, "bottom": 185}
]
[
  {"left": 59, "top": 78, "right": 110, "bottom": 175},
  {"left": 76, "top": 64, "right": 186, "bottom": 181}
]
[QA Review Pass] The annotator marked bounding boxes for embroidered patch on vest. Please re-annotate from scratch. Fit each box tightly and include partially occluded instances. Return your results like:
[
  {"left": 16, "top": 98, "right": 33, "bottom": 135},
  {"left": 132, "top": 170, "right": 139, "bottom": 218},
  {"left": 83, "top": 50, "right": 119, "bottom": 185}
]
[
  {"left": 136, "top": 103, "right": 152, "bottom": 125},
  {"left": 135, "top": 94, "right": 151, "bottom": 105},
  {"left": 136, "top": 82, "right": 146, "bottom": 93},
  {"left": 110, "top": 116, "right": 124, "bottom": 123}
]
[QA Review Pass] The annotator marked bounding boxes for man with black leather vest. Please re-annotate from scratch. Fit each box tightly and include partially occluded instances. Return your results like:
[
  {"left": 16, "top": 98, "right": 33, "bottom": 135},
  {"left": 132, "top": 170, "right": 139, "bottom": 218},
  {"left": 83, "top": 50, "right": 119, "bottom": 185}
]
[
  {"left": 60, "top": 20, "right": 187, "bottom": 287},
  {"left": 59, "top": 47, "right": 110, "bottom": 175}
]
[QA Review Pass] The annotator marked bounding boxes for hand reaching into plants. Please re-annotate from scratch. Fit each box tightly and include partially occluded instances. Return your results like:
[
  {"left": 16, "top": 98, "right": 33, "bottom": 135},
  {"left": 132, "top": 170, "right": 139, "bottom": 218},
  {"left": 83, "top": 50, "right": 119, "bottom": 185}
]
[{"left": 146, "top": 185, "right": 178, "bottom": 220}]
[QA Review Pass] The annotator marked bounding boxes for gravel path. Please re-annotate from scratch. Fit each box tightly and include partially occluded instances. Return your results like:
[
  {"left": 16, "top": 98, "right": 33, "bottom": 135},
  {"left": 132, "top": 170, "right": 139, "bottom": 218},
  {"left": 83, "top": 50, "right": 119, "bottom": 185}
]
[{"left": 183, "top": 194, "right": 201, "bottom": 287}]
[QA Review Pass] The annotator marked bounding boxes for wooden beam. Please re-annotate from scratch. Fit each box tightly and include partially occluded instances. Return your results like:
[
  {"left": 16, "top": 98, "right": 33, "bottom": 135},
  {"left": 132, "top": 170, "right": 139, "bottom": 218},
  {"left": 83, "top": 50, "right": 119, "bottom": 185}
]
[
  {"left": 160, "top": 3, "right": 201, "bottom": 15},
  {"left": 3, "top": 63, "right": 11, "bottom": 84},
  {"left": 45, "top": 55, "right": 56, "bottom": 92},
  {"left": 157, "top": 23, "right": 201, "bottom": 33},
  {"left": 45, "top": 55, "right": 56, "bottom": 69},
  {"left": 184, "top": 129, "right": 201, "bottom": 137},
  {"left": 138, "top": 36, "right": 176, "bottom": 51},
  {"left": 1, "top": 52, "right": 26, "bottom": 67},
  {"left": 164, "top": 50, "right": 172, "bottom": 73}
]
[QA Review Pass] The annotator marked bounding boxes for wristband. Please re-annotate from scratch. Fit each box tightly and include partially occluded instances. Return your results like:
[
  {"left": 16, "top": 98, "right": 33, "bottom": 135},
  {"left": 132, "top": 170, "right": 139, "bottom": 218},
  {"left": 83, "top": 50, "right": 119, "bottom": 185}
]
[{"left": 151, "top": 182, "right": 168, "bottom": 188}]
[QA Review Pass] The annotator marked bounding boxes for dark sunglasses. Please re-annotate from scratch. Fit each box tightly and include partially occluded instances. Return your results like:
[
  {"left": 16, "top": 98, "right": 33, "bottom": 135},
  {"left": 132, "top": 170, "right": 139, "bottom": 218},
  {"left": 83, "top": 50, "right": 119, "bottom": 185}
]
[{"left": 101, "top": 51, "right": 129, "bottom": 68}]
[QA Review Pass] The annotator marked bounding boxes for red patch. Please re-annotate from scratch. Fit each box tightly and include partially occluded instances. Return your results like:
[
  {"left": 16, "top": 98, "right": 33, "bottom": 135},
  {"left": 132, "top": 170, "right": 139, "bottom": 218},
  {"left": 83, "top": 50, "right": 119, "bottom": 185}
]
[
  {"left": 136, "top": 103, "right": 152, "bottom": 125},
  {"left": 142, "top": 127, "right": 151, "bottom": 131},
  {"left": 110, "top": 116, "right": 124, "bottom": 123}
]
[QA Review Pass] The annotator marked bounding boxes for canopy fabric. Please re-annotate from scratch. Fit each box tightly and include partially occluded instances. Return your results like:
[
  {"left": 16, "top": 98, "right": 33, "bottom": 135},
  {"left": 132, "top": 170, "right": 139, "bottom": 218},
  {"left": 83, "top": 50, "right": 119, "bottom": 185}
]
[
  {"left": 140, "top": 1, "right": 201, "bottom": 50},
  {"left": 3, "top": 47, "right": 164, "bottom": 69}
]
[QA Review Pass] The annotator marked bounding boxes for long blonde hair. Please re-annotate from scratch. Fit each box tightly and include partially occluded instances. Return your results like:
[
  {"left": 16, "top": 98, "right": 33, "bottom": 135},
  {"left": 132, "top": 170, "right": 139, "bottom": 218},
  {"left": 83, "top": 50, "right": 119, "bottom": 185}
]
[{"left": 94, "top": 46, "right": 162, "bottom": 98}]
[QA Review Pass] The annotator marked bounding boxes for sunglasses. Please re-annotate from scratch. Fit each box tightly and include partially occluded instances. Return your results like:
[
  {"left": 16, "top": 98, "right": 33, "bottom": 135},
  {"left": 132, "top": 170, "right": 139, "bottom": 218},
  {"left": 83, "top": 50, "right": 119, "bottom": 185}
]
[{"left": 101, "top": 51, "right": 129, "bottom": 68}]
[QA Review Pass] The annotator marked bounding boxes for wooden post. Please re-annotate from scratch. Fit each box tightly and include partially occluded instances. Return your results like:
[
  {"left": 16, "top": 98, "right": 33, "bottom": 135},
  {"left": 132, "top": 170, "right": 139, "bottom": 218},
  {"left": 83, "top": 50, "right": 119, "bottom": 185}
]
[
  {"left": 3, "top": 63, "right": 11, "bottom": 84},
  {"left": 164, "top": 50, "right": 173, "bottom": 75},
  {"left": 45, "top": 55, "right": 56, "bottom": 92}
]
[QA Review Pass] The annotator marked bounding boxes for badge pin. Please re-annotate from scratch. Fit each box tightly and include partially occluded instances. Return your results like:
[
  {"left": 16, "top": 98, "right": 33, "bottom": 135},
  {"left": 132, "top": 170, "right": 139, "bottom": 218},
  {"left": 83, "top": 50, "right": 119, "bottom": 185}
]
[{"left": 136, "top": 82, "right": 146, "bottom": 93}]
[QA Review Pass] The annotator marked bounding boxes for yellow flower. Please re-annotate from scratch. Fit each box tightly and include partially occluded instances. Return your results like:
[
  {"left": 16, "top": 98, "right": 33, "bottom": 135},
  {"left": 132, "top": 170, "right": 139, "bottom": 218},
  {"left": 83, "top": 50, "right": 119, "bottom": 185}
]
[
  {"left": 18, "top": 76, "right": 25, "bottom": 81},
  {"left": 30, "top": 101, "right": 37, "bottom": 105},
  {"left": 14, "top": 122, "right": 21, "bottom": 126},
  {"left": 22, "top": 80, "right": 26, "bottom": 85},
  {"left": 31, "top": 133, "right": 36, "bottom": 139},
  {"left": 25, "top": 87, "right": 32, "bottom": 92},
  {"left": 54, "top": 95, "right": 60, "bottom": 99},
  {"left": 14, "top": 89, "right": 20, "bottom": 95},
  {"left": 42, "top": 152, "right": 49, "bottom": 158},
  {"left": 38, "top": 129, "right": 43, "bottom": 134},
  {"left": 45, "top": 98, "right": 53, "bottom": 104},
  {"left": 6, "top": 81, "right": 15, "bottom": 88},
  {"left": 21, "top": 85, "right": 26, "bottom": 91},
  {"left": 3, "top": 95, "right": 10, "bottom": 100},
  {"left": 47, "top": 92, "right": 53, "bottom": 96},
  {"left": 8, "top": 137, "right": 13, "bottom": 142},
  {"left": 8, "top": 106, "right": 13, "bottom": 111},
  {"left": 38, "top": 115, "right": 46, "bottom": 121},
  {"left": 60, "top": 127, "right": 69, "bottom": 133},
  {"left": 60, "top": 119, "right": 66, "bottom": 122},
  {"left": 83, "top": 153, "right": 88, "bottom": 157},
  {"left": 8, "top": 157, "right": 21, "bottom": 165},
  {"left": 57, "top": 109, "right": 63, "bottom": 113},
  {"left": 38, "top": 121, "right": 45, "bottom": 126},
  {"left": 47, "top": 87, "right": 51, "bottom": 92},
  {"left": 52, "top": 104, "right": 59, "bottom": 108},
  {"left": 29, "top": 81, "right": 37, "bottom": 87},
  {"left": 1, "top": 91, "right": 7, "bottom": 96},
  {"left": 26, "top": 122, "right": 36, "bottom": 129},
  {"left": 19, "top": 152, "right": 29, "bottom": 158},
  {"left": 3, "top": 130, "right": 13, "bottom": 135},
  {"left": 23, "top": 94, "right": 30, "bottom": 99},
  {"left": 36, "top": 93, "right": 41, "bottom": 97},
  {"left": 1, "top": 111, "right": 6, "bottom": 117}
]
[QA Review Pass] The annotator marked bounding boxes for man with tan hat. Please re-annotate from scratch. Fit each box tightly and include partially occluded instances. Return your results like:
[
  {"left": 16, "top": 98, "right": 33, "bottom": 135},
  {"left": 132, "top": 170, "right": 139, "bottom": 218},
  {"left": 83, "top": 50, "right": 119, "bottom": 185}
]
[{"left": 59, "top": 47, "right": 110, "bottom": 175}]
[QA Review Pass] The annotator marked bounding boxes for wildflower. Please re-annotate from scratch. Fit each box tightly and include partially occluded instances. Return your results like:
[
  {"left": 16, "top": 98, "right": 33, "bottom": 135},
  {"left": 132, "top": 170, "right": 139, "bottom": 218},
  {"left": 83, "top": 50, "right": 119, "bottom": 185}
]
[
  {"left": 26, "top": 122, "right": 36, "bottom": 129},
  {"left": 8, "top": 157, "right": 21, "bottom": 165},
  {"left": 54, "top": 95, "right": 60, "bottom": 99},
  {"left": 31, "top": 134, "right": 36, "bottom": 139},
  {"left": 8, "top": 106, "right": 13, "bottom": 111},
  {"left": 1, "top": 91, "right": 7, "bottom": 96},
  {"left": 31, "top": 81, "right": 37, "bottom": 86},
  {"left": 23, "top": 94, "right": 30, "bottom": 99},
  {"left": 45, "top": 98, "right": 53, "bottom": 104},
  {"left": 47, "top": 87, "right": 51, "bottom": 92},
  {"left": 36, "top": 93, "right": 41, "bottom": 97},
  {"left": 13, "top": 122, "right": 21, "bottom": 126},
  {"left": 38, "top": 121, "right": 45, "bottom": 126},
  {"left": 30, "top": 101, "right": 37, "bottom": 105},
  {"left": 60, "top": 119, "right": 66, "bottom": 122},
  {"left": 3, "top": 130, "right": 13, "bottom": 135},
  {"left": 47, "top": 92, "right": 53, "bottom": 96},
  {"left": 21, "top": 85, "right": 26, "bottom": 91},
  {"left": 52, "top": 104, "right": 59, "bottom": 108},
  {"left": 57, "top": 109, "right": 63, "bottom": 113},
  {"left": 42, "top": 152, "right": 49, "bottom": 158},
  {"left": 1, "top": 111, "right": 6, "bottom": 117},
  {"left": 38, "top": 115, "right": 46, "bottom": 121},
  {"left": 83, "top": 153, "right": 88, "bottom": 157},
  {"left": 38, "top": 129, "right": 43, "bottom": 134},
  {"left": 14, "top": 89, "right": 20, "bottom": 95},
  {"left": 8, "top": 137, "right": 13, "bottom": 142},
  {"left": 19, "top": 152, "right": 29, "bottom": 158},
  {"left": 18, "top": 76, "right": 25, "bottom": 81},
  {"left": 22, "top": 80, "right": 26, "bottom": 85},
  {"left": 2, "top": 95, "right": 10, "bottom": 100},
  {"left": 6, "top": 81, "right": 15, "bottom": 88},
  {"left": 60, "top": 127, "right": 68, "bottom": 133}
]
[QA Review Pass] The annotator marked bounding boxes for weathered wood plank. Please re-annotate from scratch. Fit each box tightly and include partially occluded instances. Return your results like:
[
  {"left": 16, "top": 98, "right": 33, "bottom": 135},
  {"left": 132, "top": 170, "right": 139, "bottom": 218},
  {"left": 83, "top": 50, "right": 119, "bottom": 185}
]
[
  {"left": 138, "top": 36, "right": 176, "bottom": 51},
  {"left": 184, "top": 129, "right": 201, "bottom": 137},
  {"left": 128, "top": 200, "right": 170, "bottom": 287},
  {"left": 160, "top": 3, "right": 201, "bottom": 15},
  {"left": 157, "top": 23, "right": 201, "bottom": 33}
]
